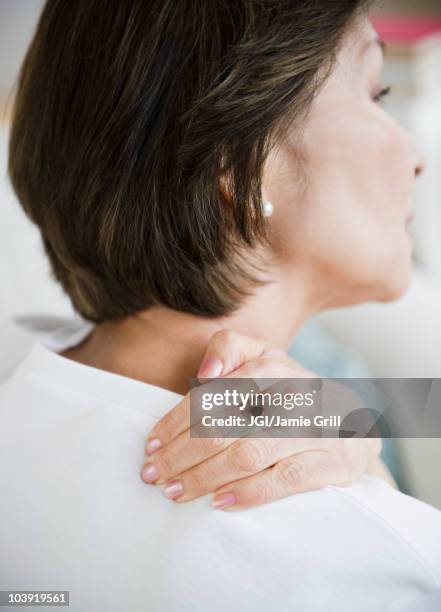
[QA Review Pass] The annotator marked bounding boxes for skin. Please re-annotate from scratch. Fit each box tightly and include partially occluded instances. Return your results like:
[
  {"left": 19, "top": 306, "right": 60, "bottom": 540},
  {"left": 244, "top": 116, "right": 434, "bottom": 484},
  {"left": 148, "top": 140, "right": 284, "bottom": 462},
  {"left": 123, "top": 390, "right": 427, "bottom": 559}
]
[
  {"left": 264, "top": 19, "right": 423, "bottom": 310},
  {"left": 64, "top": 17, "right": 424, "bottom": 510}
]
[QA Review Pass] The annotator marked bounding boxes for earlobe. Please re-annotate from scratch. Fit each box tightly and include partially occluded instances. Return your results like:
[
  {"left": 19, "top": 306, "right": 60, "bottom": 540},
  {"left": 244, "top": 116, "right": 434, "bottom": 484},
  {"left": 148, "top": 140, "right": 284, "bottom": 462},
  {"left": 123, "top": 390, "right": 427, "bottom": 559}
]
[
  {"left": 220, "top": 169, "right": 274, "bottom": 219},
  {"left": 262, "top": 201, "right": 274, "bottom": 218}
]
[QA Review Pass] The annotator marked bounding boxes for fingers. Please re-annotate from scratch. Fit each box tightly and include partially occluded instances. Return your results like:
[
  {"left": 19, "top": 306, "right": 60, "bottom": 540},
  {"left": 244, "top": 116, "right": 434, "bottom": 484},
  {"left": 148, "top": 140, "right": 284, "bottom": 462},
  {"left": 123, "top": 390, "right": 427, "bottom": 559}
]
[
  {"left": 145, "top": 394, "right": 190, "bottom": 454},
  {"left": 197, "top": 330, "right": 268, "bottom": 378},
  {"left": 145, "top": 374, "right": 257, "bottom": 455},
  {"left": 142, "top": 430, "right": 234, "bottom": 485},
  {"left": 142, "top": 434, "right": 374, "bottom": 511},
  {"left": 147, "top": 328, "right": 315, "bottom": 456},
  {"left": 146, "top": 330, "right": 271, "bottom": 453},
  {"left": 211, "top": 450, "right": 353, "bottom": 511},
  {"left": 142, "top": 437, "right": 314, "bottom": 500},
  {"left": 141, "top": 326, "right": 381, "bottom": 511},
  {"left": 226, "top": 350, "right": 314, "bottom": 381}
]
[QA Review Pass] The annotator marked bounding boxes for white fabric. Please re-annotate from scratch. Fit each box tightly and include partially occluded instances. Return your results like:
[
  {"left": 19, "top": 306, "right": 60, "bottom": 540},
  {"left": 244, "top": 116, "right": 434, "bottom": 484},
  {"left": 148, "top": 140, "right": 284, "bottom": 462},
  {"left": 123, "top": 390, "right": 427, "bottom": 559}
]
[{"left": 0, "top": 324, "right": 441, "bottom": 612}]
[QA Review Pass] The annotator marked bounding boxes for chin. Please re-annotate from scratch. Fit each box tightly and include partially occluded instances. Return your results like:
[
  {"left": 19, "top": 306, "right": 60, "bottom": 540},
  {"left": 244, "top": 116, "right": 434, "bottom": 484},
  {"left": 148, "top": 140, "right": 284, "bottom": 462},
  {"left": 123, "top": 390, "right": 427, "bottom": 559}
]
[{"left": 376, "top": 262, "right": 413, "bottom": 303}]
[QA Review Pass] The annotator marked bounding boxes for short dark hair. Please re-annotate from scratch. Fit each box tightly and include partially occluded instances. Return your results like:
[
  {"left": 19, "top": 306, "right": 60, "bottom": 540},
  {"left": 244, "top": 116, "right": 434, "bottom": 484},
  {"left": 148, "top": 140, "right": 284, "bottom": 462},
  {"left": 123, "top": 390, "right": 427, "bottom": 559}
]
[{"left": 9, "top": 0, "right": 370, "bottom": 322}]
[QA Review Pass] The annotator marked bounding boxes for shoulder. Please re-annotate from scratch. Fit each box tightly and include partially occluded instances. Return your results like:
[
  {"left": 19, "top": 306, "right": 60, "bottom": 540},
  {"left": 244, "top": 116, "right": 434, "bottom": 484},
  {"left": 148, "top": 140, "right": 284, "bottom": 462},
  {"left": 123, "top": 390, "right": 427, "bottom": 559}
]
[
  {"left": 328, "top": 476, "right": 441, "bottom": 582},
  {"left": 0, "top": 319, "right": 35, "bottom": 383}
]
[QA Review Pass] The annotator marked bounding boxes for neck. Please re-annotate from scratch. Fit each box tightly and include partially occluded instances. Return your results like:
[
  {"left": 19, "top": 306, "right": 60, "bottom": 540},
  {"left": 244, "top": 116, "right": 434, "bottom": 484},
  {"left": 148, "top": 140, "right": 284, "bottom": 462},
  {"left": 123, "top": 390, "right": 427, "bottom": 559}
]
[{"left": 63, "top": 268, "right": 318, "bottom": 395}]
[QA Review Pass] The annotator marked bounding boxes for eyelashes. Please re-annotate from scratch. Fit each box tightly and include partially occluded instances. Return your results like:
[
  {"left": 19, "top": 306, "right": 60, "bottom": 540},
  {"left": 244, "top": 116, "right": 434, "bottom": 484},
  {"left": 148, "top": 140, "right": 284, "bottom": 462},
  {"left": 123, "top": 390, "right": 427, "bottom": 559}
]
[{"left": 373, "top": 85, "right": 391, "bottom": 103}]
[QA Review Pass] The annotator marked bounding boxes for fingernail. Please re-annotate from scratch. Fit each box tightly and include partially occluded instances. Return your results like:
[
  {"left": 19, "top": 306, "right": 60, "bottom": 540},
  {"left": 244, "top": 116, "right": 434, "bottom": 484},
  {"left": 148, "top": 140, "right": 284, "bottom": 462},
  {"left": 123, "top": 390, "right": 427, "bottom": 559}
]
[
  {"left": 197, "top": 356, "right": 223, "bottom": 379},
  {"left": 145, "top": 437, "right": 161, "bottom": 455},
  {"left": 141, "top": 463, "right": 159, "bottom": 483},
  {"left": 212, "top": 492, "right": 236, "bottom": 510},
  {"left": 163, "top": 481, "right": 184, "bottom": 500}
]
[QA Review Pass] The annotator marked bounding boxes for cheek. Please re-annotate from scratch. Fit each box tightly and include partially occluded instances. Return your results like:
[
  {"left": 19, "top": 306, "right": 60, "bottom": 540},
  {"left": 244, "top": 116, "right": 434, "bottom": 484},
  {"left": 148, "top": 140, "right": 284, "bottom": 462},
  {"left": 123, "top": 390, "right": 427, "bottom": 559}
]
[
  {"left": 357, "top": 116, "right": 414, "bottom": 221},
  {"left": 265, "top": 112, "right": 414, "bottom": 300},
  {"left": 311, "top": 111, "right": 409, "bottom": 236},
  {"left": 340, "top": 117, "right": 415, "bottom": 286}
]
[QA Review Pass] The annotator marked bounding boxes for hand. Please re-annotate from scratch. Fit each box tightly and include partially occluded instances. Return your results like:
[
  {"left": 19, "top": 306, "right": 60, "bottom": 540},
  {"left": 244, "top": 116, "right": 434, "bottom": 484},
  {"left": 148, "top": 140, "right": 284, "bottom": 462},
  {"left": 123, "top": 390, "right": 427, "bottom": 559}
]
[{"left": 140, "top": 330, "right": 384, "bottom": 510}]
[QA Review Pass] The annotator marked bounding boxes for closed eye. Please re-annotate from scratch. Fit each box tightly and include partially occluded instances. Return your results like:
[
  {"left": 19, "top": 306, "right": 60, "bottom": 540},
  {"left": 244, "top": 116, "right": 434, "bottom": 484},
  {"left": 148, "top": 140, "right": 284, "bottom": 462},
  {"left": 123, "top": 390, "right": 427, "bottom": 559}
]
[{"left": 373, "top": 85, "right": 391, "bottom": 103}]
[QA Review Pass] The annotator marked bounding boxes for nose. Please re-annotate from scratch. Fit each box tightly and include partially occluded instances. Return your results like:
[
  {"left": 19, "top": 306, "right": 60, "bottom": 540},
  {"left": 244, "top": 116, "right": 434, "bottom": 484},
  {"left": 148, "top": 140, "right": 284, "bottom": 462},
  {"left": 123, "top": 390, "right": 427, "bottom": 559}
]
[{"left": 411, "top": 139, "right": 426, "bottom": 178}]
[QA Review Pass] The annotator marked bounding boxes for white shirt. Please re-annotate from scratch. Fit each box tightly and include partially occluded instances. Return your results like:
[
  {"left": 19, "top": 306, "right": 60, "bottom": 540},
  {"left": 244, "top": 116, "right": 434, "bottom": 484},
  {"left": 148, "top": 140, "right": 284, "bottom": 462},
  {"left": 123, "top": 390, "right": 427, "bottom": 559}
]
[{"left": 1, "top": 323, "right": 441, "bottom": 612}]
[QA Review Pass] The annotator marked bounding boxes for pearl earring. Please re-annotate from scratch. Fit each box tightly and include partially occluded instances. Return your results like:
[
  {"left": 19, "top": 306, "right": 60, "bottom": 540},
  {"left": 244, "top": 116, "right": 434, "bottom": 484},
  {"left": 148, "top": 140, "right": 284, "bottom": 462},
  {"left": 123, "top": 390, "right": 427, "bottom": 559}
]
[{"left": 262, "top": 200, "right": 274, "bottom": 218}]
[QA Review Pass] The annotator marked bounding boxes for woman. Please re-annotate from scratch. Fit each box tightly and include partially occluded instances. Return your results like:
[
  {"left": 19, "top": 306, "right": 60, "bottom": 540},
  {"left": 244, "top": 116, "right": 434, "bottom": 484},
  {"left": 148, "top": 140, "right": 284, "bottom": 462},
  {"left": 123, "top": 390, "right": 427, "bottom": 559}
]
[
  {"left": 8, "top": 0, "right": 423, "bottom": 507},
  {"left": 3, "top": 1, "right": 439, "bottom": 610},
  {"left": 10, "top": 0, "right": 418, "bottom": 510}
]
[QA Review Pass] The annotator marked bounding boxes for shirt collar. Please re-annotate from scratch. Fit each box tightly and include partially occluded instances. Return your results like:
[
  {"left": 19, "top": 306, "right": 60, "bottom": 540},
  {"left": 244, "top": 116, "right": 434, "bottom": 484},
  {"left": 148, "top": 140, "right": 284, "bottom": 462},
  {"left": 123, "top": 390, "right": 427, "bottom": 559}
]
[{"left": 18, "top": 321, "right": 184, "bottom": 420}]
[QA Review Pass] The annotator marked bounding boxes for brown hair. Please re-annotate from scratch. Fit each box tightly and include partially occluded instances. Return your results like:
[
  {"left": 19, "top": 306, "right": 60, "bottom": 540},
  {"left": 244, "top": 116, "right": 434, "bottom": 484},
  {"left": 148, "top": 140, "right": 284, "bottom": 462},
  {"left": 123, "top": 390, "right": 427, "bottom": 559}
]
[{"left": 9, "top": 0, "right": 369, "bottom": 322}]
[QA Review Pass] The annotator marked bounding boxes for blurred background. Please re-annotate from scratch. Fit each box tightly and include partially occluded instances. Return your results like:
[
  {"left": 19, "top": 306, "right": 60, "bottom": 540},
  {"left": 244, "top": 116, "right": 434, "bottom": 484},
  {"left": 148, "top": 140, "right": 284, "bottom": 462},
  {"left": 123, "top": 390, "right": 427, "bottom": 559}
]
[{"left": 0, "top": 0, "right": 440, "bottom": 507}]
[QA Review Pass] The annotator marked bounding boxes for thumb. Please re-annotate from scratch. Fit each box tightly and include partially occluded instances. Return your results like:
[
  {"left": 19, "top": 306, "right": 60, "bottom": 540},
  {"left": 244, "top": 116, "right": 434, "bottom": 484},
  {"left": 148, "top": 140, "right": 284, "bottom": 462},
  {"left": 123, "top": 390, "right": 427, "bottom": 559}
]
[{"left": 197, "top": 330, "right": 268, "bottom": 379}]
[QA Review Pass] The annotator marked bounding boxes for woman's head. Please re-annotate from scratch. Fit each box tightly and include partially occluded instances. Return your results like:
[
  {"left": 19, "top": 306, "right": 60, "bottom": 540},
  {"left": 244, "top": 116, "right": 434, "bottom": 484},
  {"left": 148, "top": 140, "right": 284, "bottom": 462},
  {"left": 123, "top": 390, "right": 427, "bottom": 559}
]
[
  {"left": 263, "top": 18, "right": 425, "bottom": 309},
  {"left": 8, "top": 0, "right": 422, "bottom": 323}
]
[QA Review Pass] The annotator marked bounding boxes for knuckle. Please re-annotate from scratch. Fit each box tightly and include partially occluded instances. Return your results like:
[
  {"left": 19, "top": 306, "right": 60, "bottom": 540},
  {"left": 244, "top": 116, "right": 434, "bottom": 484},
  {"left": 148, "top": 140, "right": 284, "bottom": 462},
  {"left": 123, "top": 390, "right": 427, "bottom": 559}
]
[
  {"left": 156, "top": 415, "right": 175, "bottom": 445},
  {"left": 183, "top": 468, "right": 207, "bottom": 495},
  {"left": 155, "top": 451, "right": 173, "bottom": 478},
  {"left": 256, "top": 355, "right": 293, "bottom": 378},
  {"left": 277, "top": 459, "right": 309, "bottom": 489},
  {"left": 228, "top": 440, "right": 266, "bottom": 474},
  {"left": 213, "top": 329, "right": 236, "bottom": 347},
  {"left": 249, "top": 483, "right": 272, "bottom": 506},
  {"left": 242, "top": 361, "right": 271, "bottom": 379},
  {"left": 200, "top": 437, "right": 226, "bottom": 455},
  {"left": 257, "top": 355, "right": 281, "bottom": 371},
  {"left": 262, "top": 348, "right": 285, "bottom": 361}
]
